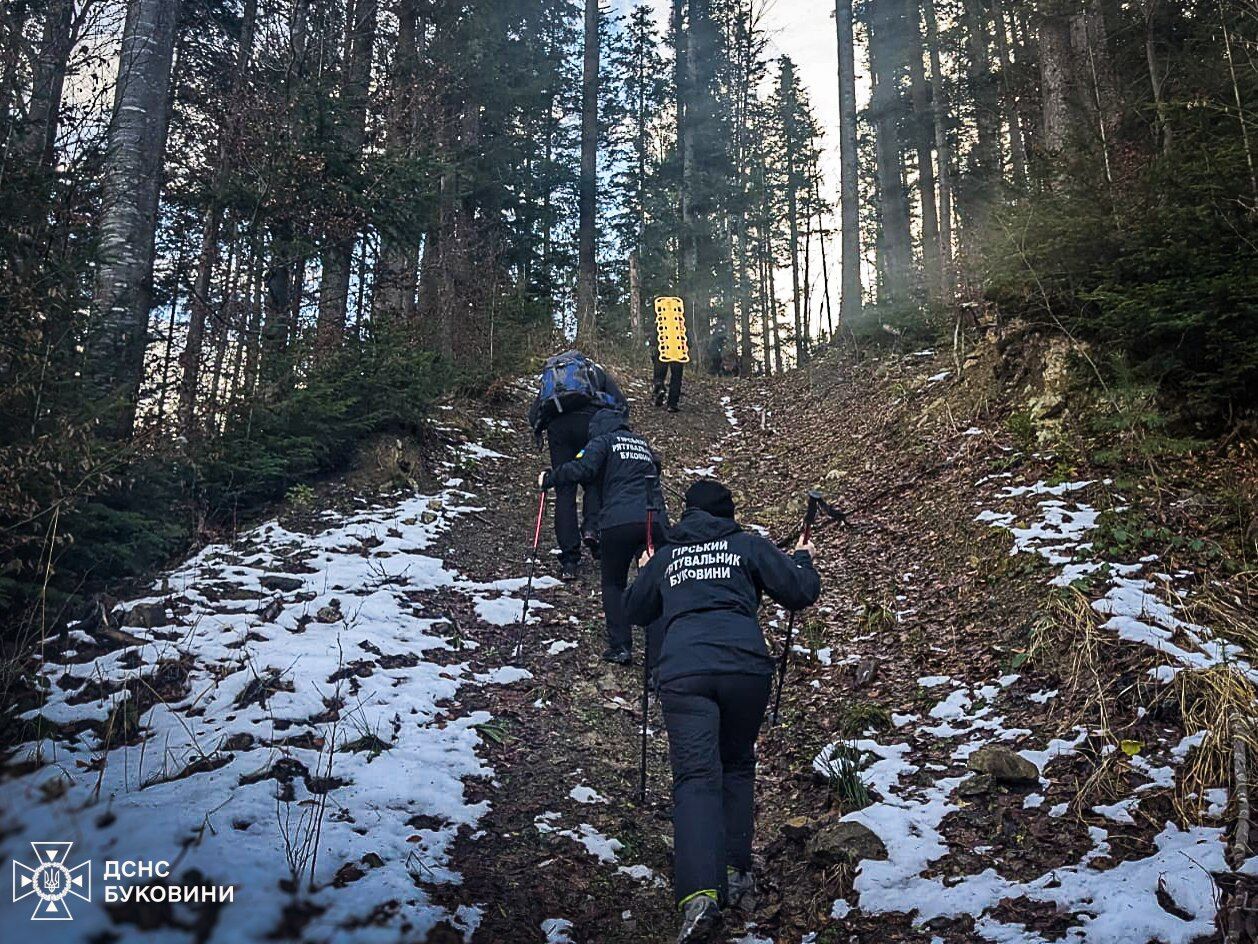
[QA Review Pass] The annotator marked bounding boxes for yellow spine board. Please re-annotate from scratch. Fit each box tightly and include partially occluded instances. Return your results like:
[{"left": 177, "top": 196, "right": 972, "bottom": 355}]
[{"left": 654, "top": 297, "right": 690, "bottom": 363}]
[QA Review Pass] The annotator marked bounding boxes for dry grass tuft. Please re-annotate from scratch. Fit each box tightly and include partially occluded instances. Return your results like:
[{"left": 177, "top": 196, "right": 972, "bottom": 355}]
[
  {"left": 1030, "top": 588, "right": 1118, "bottom": 737},
  {"left": 1174, "top": 665, "right": 1258, "bottom": 818}
]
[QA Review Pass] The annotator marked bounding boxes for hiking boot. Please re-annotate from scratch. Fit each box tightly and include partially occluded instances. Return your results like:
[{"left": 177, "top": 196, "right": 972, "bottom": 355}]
[
  {"left": 559, "top": 561, "right": 580, "bottom": 582},
  {"left": 667, "top": 404, "right": 680, "bottom": 413},
  {"left": 582, "top": 530, "right": 601, "bottom": 561},
  {"left": 654, "top": 388, "right": 667, "bottom": 408},
  {"left": 726, "top": 868, "right": 755, "bottom": 911},
  {"left": 602, "top": 647, "right": 632, "bottom": 666},
  {"left": 676, "top": 894, "right": 720, "bottom": 943}
]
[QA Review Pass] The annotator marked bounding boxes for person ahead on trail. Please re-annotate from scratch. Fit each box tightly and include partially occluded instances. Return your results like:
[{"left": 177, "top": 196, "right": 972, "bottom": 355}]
[
  {"left": 624, "top": 480, "right": 820, "bottom": 944},
  {"left": 652, "top": 297, "right": 687, "bottom": 413},
  {"left": 528, "top": 352, "right": 627, "bottom": 581},
  {"left": 540, "top": 408, "right": 668, "bottom": 665}
]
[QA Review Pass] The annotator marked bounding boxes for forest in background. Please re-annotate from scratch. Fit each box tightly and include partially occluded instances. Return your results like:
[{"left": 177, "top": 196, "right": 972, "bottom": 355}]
[{"left": 1, "top": 0, "right": 1255, "bottom": 645}]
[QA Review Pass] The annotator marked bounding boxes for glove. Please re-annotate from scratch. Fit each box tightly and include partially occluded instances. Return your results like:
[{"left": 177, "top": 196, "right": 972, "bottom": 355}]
[{"left": 538, "top": 470, "right": 553, "bottom": 490}]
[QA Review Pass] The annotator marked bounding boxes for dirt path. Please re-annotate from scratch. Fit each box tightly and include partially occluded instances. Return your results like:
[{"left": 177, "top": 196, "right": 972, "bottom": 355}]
[
  {"left": 441, "top": 351, "right": 1244, "bottom": 944},
  {"left": 2, "top": 348, "right": 1247, "bottom": 944},
  {"left": 432, "top": 368, "right": 746, "bottom": 943}
]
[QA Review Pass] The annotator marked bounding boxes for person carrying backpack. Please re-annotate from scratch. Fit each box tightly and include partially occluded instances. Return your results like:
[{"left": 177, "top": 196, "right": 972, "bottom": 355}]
[
  {"left": 624, "top": 480, "right": 820, "bottom": 943},
  {"left": 528, "top": 352, "right": 627, "bottom": 581},
  {"left": 539, "top": 408, "right": 668, "bottom": 664},
  {"left": 652, "top": 297, "right": 688, "bottom": 413}
]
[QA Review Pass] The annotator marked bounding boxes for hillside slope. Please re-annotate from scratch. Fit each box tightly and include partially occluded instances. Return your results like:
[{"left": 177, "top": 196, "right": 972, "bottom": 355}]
[{"left": 1, "top": 336, "right": 1254, "bottom": 943}]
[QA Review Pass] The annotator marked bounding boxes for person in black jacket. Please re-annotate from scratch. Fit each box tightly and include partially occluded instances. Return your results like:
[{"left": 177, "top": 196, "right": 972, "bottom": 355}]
[
  {"left": 624, "top": 480, "right": 820, "bottom": 943},
  {"left": 527, "top": 356, "right": 627, "bottom": 580},
  {"left": 650, "top": 301, "right": 686, "bottom": 413},
  {"left": 540, "top": 408, "right": 669, "bottom": 664}
]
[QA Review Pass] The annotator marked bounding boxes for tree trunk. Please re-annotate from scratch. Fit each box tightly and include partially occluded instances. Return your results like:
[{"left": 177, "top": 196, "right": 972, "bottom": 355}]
[
  {"left": 673, "top": 0, "right": 693, "bottom": 308},
  {"left": 1141, "top": 0, "right": 1172, "bottom": 155},
  {"left": 179, "top": 0, "right": 256, "bottom": 435},
  {"left": 1071, "top": 0, "right": 1119, "bottom": 182},
  {"left": 1218, "top": 0, "right": 1258, "bottom": 205},
  {"left": 315, "top": 0, "right": 378, "bottom": 359},
  {"left": 88, "top": 0, "right": 183, "bottom": 438},
  {"left": 922, "top": 0, "right": 954, "bottom": 299},
  {"left": 373, "top": 0, "right": 422, "bottom": 332},
  {"left": 737, "top": 207, "right": 754, "bottom": 373},
  {"left": 629, "top": 249, "right": 642, "bottom": 345},
  {"left": 814, "top": 170, "right": 834, "bottom": 339},
  {"left": 756, "top": 162, "right": 773, "bottom": 375},
  {"left": 867, "top": 0, "right": 914, "bottom": 305},
  {"left": 835, "top": 0, "right": 862, "bottom": 325},
  {"left": 17, "top": 0, "right": 75, "bottom": 171},
  {"left": 575, "top": 0, "right": 599, "bottom": 339},
  {"left": 259, "top": 0, "right": 309, "bottom": 397},
  {"left": 961, "top": 0, "right": 1000, "bottom": 216},
  {"left": 992, "top": 0, "right": 1028, "bottom": 187},
  {"left": 905, "top": 0, "right": 941, "bottom": 299},
  {"left": 1037, "top": 5, "right": 1075, "bottom": 159},
  {"left": 682, "top": 0, "right": 717, "bottom": 355},
  {"left": 0, "top": 5, "right": 27, "bottom": 138},
  {"left": 780, "top": 59, "right": 805, "bottom": 364}
]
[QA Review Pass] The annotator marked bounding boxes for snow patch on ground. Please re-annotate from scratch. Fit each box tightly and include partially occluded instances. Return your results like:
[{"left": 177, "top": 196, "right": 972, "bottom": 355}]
[
  {"left": 0, "top": 441, "right": 548, "bottom": 941},
  {"left": 569, "top": 785, "right": 608, "bottom": 805},
  {"left": 541, "top": 917, "right": 574, "bottom": 942},
  {"left": 827, "top": 470, "right": 1237, "bottom": 942},
  {"left": 976, "top": 477, "right": 1253, "bottom": 685}
]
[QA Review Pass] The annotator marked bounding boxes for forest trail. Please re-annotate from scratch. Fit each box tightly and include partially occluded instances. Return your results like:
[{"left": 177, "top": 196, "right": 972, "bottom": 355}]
[{"left": 1, "top": 345, "right": 1252, "bottom": 943}]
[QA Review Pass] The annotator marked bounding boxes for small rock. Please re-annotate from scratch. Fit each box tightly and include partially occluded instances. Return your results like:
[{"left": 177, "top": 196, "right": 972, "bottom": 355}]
[
  {"left": 222, "top": 732, "right": 255, "bottom": 752},
  {"left": 968, "top": 745, "right": 1039, "bottom": 785},
  {"left": 123, "top": 602, "right": 167, "bottom": 628},
  {"left": 596, "top": 673, "right": 622, "bottom": 694},
  {"left": 332, "top": 861, "right": 366, "bottom": 887},
  {"left": 806, "top": 820, "right": 888, "bottom": 866},
  {"left": 420, "top": 511, "right": 439, "bottom": 524},
  {"left": 261, "top": 575, "right": 304, "bottom": 593},
  {"left": 258, "top": 598, "right": 284, "bottom": 622},
  {"left": 852, "top": 656, "right": 878, "bottom": 687},
  {"left": 782, "top": 816, "right": 815, "bottom": 842},
  {"left": 315, "top": 600, "right": 342, "bottom": 624},
  {"left": 957, "top": 773, "right": 994, "bottom": 798}
]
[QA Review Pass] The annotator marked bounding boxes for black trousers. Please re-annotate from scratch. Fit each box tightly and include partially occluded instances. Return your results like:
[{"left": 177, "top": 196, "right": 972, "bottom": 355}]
[
  {"left": 600, "top": 520, "right": 667, "bottom": 652},
  {"left": 660, "top": 673, "right": 770, "bottom": 905},
  {"left": 546, "top": 411, "right": 601, "bottom": 566},
  {"left": 652, "top": 360, "right": 684, "bottom": 409}
]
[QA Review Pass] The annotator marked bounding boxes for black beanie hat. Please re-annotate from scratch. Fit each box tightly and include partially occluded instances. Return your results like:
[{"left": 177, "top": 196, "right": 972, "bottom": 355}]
[{"left": 685, "top": 480, "right": 736, "bottom": 520}]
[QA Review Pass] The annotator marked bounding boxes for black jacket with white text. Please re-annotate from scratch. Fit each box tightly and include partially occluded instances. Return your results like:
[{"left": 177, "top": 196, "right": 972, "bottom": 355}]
[{"left": 623, "top": 508, "right": 820, "bottom": 683}]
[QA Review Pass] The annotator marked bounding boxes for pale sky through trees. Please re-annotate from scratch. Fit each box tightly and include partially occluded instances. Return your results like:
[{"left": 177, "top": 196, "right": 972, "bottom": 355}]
[{"left": 621, "top": 0, "right": 858, "bottom": 339}]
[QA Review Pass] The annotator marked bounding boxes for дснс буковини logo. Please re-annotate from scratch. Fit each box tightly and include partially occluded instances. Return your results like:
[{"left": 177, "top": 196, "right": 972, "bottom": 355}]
[{"left": 12, "top": 841, "right": 92, "bottom": 920}]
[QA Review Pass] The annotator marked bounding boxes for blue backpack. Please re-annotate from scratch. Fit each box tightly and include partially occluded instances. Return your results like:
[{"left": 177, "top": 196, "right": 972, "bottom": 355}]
[{"left": 536, "top": 351, "right": 615, "bottom": 422}]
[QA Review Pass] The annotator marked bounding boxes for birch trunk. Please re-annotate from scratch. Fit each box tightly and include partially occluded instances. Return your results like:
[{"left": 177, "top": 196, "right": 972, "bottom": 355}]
[{"left": 89, "top": 0, "right": 183, "bottom": 438}]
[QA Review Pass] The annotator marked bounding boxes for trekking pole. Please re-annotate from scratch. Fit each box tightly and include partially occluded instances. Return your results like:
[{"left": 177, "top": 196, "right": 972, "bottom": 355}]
[
  {"left": 771, "top": 491, "right": 822, "bottom": 726},
  {"left": 638, "top": 475, "right": 658, "bottom": 805},
  {"left": 512, "top": 488, "right": 548, "bottom": 661}
]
